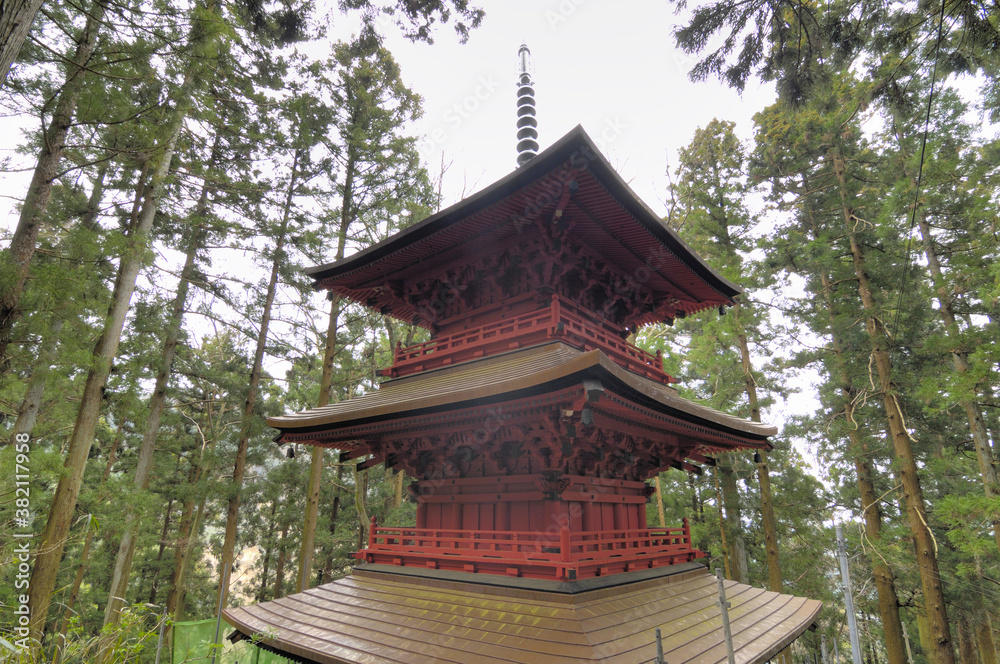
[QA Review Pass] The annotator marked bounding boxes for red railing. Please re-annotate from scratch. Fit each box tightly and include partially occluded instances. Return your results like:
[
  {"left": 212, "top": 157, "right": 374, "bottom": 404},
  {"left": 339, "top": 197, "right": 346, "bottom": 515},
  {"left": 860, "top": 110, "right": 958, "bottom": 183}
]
[
  {"left": 358, "top": 518, "right": 701, "bottom": 580},
  {"left": 385, "top": 295, "right": 677, "bottom": 384}
]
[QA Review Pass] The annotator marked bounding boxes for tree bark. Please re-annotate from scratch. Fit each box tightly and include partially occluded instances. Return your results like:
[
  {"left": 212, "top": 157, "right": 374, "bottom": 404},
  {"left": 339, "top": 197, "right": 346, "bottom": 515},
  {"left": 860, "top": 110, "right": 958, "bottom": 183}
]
[
  {"left": 0, "top": 1, "right": 106, "bottom": 373},
  {"left": 732, "top": 301, "right": 783, "bottom": 596},
  {"left": 257, "top": 500, "right": 278, "bottom": 602},
  {"left": 166, "top": 389, "right": 220, "bottom": 622},
  {"left": 653, "top": 474, "right": 667, "bottom": 527},
  {"left": 12, "top": 163, "right": 107, "bottom": 441},
  {"left": 272, "top": 519, "right": 290, "bottom": 600},
  {"left": 0, "top": 0, "right": 45, "bottom": 87},
  {"left": 975, "top": 617, "right": 996, "bottom": 664},
  {"left": 103, "top": 125, "right": 220, "bottom": 629},
  {"left": 28, "top": 125, "right": 180, "bottom": 645},
  {"left": 717, "top": 452, "right": 749, "bottom": 584},
  {"left": 833, "top": 150, "right": 955, "bottom": 664},
  {"left": 51, "top": 424, "right": 120, "bottom": 664},
  {"left": 815, "top": 263, "right": 908, "bottom": 664},
  {"left": 297, "top": 139, "right": 357, "bottom": 591}
]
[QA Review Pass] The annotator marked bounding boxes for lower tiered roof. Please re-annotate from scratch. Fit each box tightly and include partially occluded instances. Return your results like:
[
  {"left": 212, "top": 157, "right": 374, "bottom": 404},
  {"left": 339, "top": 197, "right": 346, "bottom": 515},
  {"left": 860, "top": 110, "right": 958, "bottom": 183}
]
[
  {"left": 269, "top": 341, "right": 775, "bottom": 479},
  {"left": 224, "top": 564, "right": 821, "bottom": 664}
]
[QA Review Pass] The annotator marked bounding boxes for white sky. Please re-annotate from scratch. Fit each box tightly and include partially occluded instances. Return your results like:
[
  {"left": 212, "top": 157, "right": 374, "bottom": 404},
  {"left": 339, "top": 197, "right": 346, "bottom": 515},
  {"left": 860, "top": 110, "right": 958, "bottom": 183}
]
[{"left": 372, "top": 0, "right": 777, "bottom": 210}]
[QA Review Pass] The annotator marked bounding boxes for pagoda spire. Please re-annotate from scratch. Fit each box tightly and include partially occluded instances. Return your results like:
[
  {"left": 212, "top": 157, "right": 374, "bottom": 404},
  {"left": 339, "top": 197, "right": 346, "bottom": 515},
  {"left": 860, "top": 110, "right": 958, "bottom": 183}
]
[{"left": 516, "top": 43, "right": 539, "bottom": 166}]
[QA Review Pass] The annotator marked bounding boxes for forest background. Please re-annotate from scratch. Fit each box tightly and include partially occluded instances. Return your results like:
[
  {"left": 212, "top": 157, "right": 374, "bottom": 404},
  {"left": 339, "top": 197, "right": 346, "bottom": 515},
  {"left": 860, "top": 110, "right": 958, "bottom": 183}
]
[{"left": 0, "top": 0, "right": 998, "bottom": 662}]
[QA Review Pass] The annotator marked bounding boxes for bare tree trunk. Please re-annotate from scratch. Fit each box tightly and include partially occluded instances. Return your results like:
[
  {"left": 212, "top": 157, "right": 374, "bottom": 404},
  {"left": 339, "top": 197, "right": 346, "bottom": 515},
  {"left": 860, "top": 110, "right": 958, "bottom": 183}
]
[
  {"left": 0, "top": 1, "right": 106, "bottom": 372},
  {"left": 833, "top": 151, "right": 955, "bottom": 664},
  {"left": 960, "top": 617, "right": 981, "bottom": 664}
]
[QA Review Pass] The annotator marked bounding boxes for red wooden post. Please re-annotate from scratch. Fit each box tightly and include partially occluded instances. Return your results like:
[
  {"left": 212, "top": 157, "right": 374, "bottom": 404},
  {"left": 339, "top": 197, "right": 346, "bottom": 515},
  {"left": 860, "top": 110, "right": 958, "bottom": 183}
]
[
  {"left": 560, "top": 526, "right": 571, "bottom": 563},
  {"left": 682, "top": 516, "right": 690, "bottom": 546},
  {"left": 551, "top": 293, "right": 561, "bottom": 335},
  {"left": 368, "top": 516, "right": 377, "bottom": 549}
]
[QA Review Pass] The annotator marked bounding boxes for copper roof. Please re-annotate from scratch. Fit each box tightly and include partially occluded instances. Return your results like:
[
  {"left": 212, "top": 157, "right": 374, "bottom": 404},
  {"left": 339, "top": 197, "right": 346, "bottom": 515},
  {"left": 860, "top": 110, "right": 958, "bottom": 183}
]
[
  {"left": 268, "top": 342, "right": 775, "bottom": 443},
  {"left": 224, "top": 565, "right": 821, "bottom": 664},
  {"left": 304, "top": 126, "right": 741, "bottom": 327}
]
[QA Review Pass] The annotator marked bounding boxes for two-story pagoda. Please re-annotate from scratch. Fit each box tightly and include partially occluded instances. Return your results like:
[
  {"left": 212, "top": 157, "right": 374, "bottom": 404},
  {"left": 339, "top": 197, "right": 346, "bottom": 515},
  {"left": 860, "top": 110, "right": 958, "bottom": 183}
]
[{"left": 224, "top": 126, "right": 821, "bottom": 664}]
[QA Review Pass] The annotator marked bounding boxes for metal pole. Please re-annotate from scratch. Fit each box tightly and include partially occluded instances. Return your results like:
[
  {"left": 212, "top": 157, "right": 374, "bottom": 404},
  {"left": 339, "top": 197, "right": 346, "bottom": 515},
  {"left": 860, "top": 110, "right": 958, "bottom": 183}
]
[
  {"left": 655, "top": 626, "right": 665, "bottom": 664},
  {"left": 835, "top": 525, "right": 862, "bottom": 664},
  {"left": 154, "top": 610, "right": 167, "bottom": 664},
  {"left": 715, "top": 568, "right": 736, "bottom": 664},
  {"left": 821, "top": 634, "right": 829, "bottom": 664},
  {"left": 210, "top": 562, "right": 230, "bottom": 664},
  {"left": 834, "top": 640, "right": 840, "bottom": 664},
  {"left": 902, "top": 623, "right": 915, "bottom": 664}
]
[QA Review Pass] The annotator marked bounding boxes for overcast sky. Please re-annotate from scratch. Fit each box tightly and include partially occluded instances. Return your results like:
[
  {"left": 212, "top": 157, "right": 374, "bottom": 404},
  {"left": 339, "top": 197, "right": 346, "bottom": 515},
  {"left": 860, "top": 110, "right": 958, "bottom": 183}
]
[{"left": 373, "top": 1, "right": 776, "bottom": 210}]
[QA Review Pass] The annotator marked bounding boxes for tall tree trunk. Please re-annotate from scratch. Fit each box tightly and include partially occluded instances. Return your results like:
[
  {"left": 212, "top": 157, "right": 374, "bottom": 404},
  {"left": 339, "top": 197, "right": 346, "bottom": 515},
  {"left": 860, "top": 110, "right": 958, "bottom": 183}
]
[
  {"left": 103, "top": 126, "right": 221, "bottom": 629},
  {"left": 146, "top": 498, "right": 174, "bottom": 605},
  {"left": 733, "top": 300, "right": 783, "bottom": 594},
  {"left": 12, "top": 163, "right": 108, "bottom": 440},
  {"left": 833, "top": 151, "right": 955, "bottom": 664},
  {"left": 653, "top": 474, "right": 667, "bottom": 527},
  {"left": 0, "top": 1, "right": 106, "bottom": 372},
  {"left": 959, "top": 617, "right": 980, "bottom": 664},
  {"left": 975, "top": 617, "right": 996, "bottom": 664},
  {"left": 714, "top": 469, "right": 732, "bottom": 578},
  {"left": 273, "top": 519, "right": 290, "bottom": 600},
  {"left": 218, "top": 147, "right": 300, "bottom": 609},
  {"left": 321, "top": 463, "right": 345, "bottom": 583},
  {"left": 887, "top": 110, "right": 1000, "bottom": 555},
  {"left": 51, "top": 424, "right": 120, "bottom": 664},
  {"left": 717, "top": 453, "right": 749, "bottom": 584},
  {"left": 257, "top": 500, "right": 279, "bottom": 602},
  {"left": 297, "top": 141, "right": 358, "bottom": 591},
  {"left": 915, "top": 208, "right": 1000, "bottom": 553},
  {"left": 0, "top": 0, "right": 46, "bottom": 88},
  {"left": 166, "top": 391, "right": 219, "bottom": 622},
  {"left": 356, "top": 465, "right": 369, "bottom": 549},
  {"left": 816, "top": 263, "right": 908, "bottom": 664},
  {"left": 27, "top": 0, "right": 218, "bottom": 639}
]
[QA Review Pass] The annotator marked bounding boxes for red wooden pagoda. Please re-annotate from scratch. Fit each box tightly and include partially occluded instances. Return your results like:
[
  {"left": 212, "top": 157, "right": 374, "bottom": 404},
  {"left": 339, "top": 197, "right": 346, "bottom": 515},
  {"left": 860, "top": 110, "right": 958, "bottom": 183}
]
[{"left": 224, "top": 125, "right": 821, "bottom": 664}]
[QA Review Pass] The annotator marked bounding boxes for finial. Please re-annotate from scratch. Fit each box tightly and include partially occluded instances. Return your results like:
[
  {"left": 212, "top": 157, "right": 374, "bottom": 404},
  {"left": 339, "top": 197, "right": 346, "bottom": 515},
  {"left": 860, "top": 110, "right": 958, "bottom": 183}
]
[{"left": 516, "top": 43, "right": 539, "bottom": 167}]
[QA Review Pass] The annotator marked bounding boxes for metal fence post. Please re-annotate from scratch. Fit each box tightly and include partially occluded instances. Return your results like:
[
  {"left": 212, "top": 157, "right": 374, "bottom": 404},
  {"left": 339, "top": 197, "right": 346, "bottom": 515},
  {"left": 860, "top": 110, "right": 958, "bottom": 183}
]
[{"left": 715, "top": 569, "right": 736, "bottom": 664}]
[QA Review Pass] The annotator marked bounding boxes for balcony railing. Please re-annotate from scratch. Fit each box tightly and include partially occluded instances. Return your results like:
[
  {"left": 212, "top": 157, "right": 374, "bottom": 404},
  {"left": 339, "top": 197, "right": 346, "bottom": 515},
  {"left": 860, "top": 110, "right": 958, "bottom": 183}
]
[
  {"left": 357, "top": 518, "right": 701, "bottom": 581},
  {"left": 383, "top": 295, "right": 677, "bottom": 384}
]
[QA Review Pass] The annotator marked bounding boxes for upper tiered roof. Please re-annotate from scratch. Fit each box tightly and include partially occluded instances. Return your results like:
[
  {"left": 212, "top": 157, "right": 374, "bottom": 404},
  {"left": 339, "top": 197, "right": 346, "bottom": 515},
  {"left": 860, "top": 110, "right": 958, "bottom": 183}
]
[{"left": 306, "top": 126, "right": 741, "bottom": 332}]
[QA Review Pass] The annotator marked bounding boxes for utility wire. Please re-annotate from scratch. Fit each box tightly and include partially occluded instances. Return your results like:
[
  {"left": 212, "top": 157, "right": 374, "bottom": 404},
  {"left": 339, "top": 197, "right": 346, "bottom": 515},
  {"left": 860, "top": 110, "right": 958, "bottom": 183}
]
[{"left": 889, "top": 0, "right": 950, "bottom": 348}]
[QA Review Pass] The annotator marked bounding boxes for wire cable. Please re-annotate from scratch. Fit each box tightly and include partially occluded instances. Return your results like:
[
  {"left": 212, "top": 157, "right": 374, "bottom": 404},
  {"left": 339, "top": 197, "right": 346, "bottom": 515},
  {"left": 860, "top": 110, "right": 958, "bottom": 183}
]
[{"left": 889, "top": 0, "right": 950, "bottom": 348}]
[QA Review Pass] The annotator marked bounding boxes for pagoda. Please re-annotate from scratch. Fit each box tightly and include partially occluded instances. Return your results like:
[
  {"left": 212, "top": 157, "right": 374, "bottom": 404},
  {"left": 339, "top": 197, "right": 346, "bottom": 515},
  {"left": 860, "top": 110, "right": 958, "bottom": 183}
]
[{"left": 224, "top": 59, "right": 820, "bottom": 662}]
